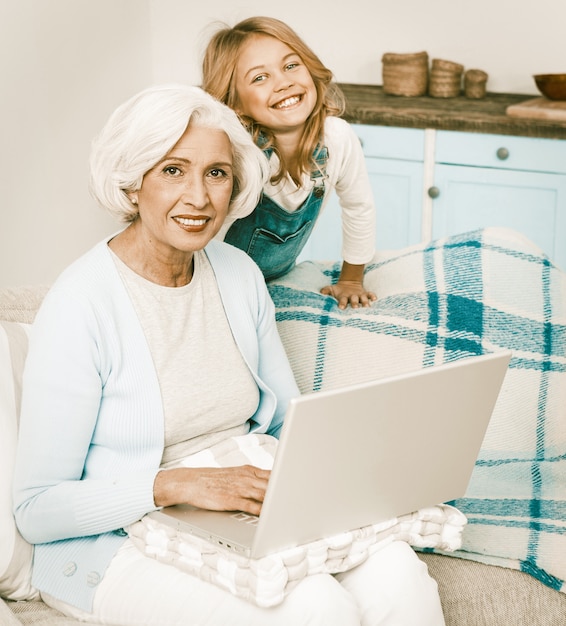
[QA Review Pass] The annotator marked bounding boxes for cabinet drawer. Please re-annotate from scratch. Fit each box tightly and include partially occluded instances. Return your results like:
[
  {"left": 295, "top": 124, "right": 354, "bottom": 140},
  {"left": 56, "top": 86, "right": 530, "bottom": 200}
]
[
  {"left": 353, "top": 124, "right": 425, "bottom": 161},
  {"left": 435, "top": 131, "right": 566, "bottom": 175}
]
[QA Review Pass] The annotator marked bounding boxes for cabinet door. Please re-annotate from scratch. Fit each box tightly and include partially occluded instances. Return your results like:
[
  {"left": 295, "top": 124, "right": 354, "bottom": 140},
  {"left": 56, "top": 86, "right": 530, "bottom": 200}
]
[
  {"left": 431, "top": 163, "right": 566, "bottom": 269},
  {"left": 300, "top": 125, "right": 425, "bottom": 261},
  {"left": 366, "top": 157, "right": 423, "bottom": 251},
  {"left": 302, "top": 158, "right": 424, "bottom": 261},
  {"left": 359, "top": 125, "right": 425, "bottom": 251}
]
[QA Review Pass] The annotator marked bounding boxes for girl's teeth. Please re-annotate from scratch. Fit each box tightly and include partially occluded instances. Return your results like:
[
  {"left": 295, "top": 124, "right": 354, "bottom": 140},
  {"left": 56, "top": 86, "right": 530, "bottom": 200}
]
[{"left": 275, "top": 96, "right": 300, "bottom": 109}]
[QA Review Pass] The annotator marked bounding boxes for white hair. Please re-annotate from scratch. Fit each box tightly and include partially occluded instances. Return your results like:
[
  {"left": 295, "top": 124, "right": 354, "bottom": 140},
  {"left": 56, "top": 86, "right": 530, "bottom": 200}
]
[{"left": 89, "top": 84, "right": 268, "bottom": 222}]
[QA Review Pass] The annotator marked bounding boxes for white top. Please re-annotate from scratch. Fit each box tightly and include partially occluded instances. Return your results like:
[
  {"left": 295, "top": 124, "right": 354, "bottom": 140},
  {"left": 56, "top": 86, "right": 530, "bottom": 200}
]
[
  {"left": 219, "top": 116, "right": 376, "bottom": 266},
  {"left": 112, "top": 249, "right": 258, "bottom": 465}
]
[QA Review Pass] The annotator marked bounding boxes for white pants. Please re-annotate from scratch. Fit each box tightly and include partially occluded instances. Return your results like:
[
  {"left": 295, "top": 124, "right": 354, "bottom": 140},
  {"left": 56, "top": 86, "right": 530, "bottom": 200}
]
[{"left": 43, "top": 539, "right": 445, "bottom": 626}]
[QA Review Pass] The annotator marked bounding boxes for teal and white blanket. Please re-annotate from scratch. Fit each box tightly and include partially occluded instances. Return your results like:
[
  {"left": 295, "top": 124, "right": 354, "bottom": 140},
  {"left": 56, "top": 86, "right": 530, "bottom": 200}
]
[{"left": 269, "top": 227, "right": 566, "bottom": 594}]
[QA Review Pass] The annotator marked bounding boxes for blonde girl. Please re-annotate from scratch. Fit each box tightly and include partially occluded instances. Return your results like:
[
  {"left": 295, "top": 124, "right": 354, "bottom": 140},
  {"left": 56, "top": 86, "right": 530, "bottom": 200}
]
[{"left": 202, "top": 16, "right": 377, "bottom": 309}]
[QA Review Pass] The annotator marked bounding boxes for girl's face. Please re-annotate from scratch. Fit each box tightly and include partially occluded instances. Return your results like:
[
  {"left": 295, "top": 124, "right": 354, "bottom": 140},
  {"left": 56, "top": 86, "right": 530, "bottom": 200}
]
[
  {"left": 234, "top": 34, "right": 317, "bottom": 137},
  {"left": 132, "top": 124, "right": 234, "bottom": 260}
]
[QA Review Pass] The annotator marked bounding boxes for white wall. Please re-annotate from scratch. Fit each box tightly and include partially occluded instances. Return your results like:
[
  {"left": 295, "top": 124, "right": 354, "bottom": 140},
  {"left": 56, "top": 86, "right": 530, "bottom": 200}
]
[
  {"left": 150, "top": 0, "right": 566, "bottom": 94},
  {"left": 0, "top": 0, "right": 152, "bottom": 287},
  {"left": 2, "top": 0, "right": 565, "bottom": 287}
]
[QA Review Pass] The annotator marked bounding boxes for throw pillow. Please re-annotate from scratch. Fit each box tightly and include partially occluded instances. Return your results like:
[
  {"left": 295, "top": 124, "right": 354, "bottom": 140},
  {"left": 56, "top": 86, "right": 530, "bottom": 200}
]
[{"left": 0, "top": 320, "right": 38, "bottom": 600}]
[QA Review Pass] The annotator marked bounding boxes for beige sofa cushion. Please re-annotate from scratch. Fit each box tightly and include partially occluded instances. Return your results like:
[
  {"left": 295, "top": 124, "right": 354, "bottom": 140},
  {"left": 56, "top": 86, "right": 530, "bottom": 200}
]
[
  {"left": 0, "top": 321, "right": 39, "bottom": 601},
  {"left": 420, "top": 553, "right": 566, "bottom": 626},
  {"left": 0, "top": 286, "right": 49, "bottom": 324},
  {"left": 6, "top": 597, "right": 100, "bottom": 625}
]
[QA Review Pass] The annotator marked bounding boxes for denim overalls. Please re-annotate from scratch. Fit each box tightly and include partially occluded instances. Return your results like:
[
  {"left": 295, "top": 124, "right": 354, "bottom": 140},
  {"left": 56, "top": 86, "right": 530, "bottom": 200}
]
[{"left": 224, "top": 144, "right": 329, "bottom": 281}]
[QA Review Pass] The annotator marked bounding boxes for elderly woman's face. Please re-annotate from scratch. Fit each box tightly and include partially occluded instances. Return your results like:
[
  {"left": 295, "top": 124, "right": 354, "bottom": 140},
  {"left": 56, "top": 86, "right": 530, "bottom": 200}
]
[{"left": 133, "top": 123, "right": 234, "bottom": 255}]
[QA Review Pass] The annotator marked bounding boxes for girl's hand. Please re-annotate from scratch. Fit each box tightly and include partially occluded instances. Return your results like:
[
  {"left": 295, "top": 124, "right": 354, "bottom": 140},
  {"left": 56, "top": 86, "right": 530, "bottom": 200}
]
[
  {"left": 153, "top": 465, "right": 271, "bottom": 516},
  {"left": 320, "top": 261, "right": 377, "bottom": 309},
  {"left": 320, "top": 281, "right": 377, "bottom": 310}
]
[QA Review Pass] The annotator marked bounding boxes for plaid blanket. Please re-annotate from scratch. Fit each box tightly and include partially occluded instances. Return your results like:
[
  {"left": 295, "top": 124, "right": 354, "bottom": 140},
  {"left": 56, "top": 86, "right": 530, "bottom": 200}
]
[{"left": 268, "top": 227, "right": 566, "bottom": 594}]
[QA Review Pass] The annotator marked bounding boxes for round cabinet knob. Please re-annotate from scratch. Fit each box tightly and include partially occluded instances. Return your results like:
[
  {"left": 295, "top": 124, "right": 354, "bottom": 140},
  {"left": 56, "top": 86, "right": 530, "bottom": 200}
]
[
  {"left": 496, "top": 147, "right": 510, "bottom": 160},
  {"left": 428, "top": 186, "right": 440, "bottom": 199}
]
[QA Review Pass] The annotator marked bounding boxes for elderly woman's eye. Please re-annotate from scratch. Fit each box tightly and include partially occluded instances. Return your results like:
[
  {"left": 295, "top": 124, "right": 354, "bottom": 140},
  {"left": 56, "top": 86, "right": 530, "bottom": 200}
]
[
  {"left": 209, "top": 168, "right": 229, "bottom": 179},
  {"left": 163, "top": 165, "right": 182, "bottom": 176}
]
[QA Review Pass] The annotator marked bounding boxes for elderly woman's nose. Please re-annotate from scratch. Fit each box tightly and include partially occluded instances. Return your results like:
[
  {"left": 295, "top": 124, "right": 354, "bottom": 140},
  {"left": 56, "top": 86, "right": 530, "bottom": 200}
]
[{"left": 180, "top": 177, "right": 208, "bottom": 207}]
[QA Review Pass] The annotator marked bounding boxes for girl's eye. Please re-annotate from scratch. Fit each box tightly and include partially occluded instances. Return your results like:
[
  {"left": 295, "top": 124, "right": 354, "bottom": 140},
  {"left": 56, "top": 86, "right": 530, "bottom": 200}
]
[
  {"left": 285, "top": 62, "right": 299, "bottom": 71},
  {"left": 251, "top": 74, "right": 267, "bottom": 84}
]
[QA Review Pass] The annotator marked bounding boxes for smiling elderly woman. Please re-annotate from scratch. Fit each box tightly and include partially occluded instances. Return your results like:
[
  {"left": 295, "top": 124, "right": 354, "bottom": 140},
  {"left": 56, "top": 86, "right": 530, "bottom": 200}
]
[{"left": 12, "top": 84, "right": 444, "bottom": 626}]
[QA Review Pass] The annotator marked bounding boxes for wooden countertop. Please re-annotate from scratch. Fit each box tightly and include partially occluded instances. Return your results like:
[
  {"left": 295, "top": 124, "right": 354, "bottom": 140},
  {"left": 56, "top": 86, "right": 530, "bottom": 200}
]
[{"left": 338, "top": 83, "right": 566, "bottom": 140}]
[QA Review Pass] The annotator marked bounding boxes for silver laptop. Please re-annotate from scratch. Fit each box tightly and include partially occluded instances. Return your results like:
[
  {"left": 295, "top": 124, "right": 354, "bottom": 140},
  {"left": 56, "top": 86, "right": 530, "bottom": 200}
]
[{"left": 149, "top": 351, "right": 511, "bottom": 559}]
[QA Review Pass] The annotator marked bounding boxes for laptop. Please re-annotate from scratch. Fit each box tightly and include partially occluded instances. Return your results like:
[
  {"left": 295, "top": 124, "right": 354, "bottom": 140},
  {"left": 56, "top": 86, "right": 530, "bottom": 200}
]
[{"left": 149, "top": 351, "right": 511, "bottom": 558}]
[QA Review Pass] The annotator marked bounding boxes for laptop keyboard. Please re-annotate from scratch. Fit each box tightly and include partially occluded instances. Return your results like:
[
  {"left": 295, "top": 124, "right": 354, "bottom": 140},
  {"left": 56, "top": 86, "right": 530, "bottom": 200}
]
[{"left": 231, "top": 512, "right": 259, "bottom": 526}]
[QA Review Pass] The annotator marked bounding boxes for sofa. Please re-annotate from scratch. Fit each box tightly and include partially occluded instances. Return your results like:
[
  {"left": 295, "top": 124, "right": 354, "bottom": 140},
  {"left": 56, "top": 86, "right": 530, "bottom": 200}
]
[{"left": 1, "top": 227, "right": 566, "bottom": 625}]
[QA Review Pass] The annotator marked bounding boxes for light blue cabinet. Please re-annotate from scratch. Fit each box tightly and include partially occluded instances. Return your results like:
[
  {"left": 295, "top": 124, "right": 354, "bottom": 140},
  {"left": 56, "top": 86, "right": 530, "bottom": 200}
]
[
  {"left": 300, "top": 125, "right": 425, "bottom": 261},
  {"left": 303, "top": 125, "right": 566, "bottom": 271},
  {"left": 430, "top": 131, "right": 566, "bottom": 269},
  {"left": 365, "top": 154, "right": 424, "bottom": 250}
]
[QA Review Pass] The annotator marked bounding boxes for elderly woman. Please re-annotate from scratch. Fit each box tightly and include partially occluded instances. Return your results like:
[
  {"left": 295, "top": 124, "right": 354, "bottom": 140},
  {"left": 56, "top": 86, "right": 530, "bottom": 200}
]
[{"left": 13, "top": 85, "right": 444, "bottom": 625}]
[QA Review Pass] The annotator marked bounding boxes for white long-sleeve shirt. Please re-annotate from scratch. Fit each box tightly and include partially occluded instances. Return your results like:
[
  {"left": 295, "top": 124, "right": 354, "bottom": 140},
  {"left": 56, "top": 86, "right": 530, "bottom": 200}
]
[{"left": 219, "top": 116, "right": 376, "bottom": 266}]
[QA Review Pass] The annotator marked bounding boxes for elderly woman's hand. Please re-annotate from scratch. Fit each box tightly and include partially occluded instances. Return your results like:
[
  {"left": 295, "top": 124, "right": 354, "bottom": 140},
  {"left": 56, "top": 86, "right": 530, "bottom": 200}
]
[{"left": 153, "top": 465, "right": 271, "bottom": 516}]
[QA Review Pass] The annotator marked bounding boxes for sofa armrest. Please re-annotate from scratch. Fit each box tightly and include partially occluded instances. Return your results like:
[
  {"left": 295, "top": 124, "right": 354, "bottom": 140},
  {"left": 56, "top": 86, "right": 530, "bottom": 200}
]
[{"left": 0, "top": 286, "right": 49, "bottom": 323}]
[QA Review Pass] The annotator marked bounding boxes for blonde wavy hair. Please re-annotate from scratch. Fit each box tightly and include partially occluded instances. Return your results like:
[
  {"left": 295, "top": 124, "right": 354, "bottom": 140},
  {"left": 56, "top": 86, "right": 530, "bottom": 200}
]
[{"left": 202, "top": 16, "right": 345, "bottom": 186}]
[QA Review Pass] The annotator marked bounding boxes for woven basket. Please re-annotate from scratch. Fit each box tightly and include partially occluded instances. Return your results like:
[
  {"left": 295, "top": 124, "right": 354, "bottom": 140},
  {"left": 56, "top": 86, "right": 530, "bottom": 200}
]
[
  {"left": 382, "top": 51, "right": 428, "bottom": 97},
  {"left": 429, "top": 73, "right": 462, "bottom": 97},
  {"left": 431, "top": 58, "right": 464, "bottom": 73},
  {"left": 428, "top": 58, "right": 463, "bottom": 98},
  {"left": 464, "top": 69, "right": 488, "bottom": 99}
]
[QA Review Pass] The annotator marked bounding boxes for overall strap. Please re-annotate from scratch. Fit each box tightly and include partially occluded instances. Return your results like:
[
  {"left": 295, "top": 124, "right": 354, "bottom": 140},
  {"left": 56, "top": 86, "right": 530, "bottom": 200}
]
[
  {"left": 310, "top": 144, "right": 329, "bottom": 197},
  {"left": 257, "top": 132, "right": 329, "bottom": 197}
]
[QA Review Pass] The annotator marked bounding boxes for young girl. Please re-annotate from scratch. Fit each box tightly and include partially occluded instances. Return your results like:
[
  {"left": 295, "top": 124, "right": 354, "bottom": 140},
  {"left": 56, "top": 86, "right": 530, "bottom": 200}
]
[{"left": 202, "top": 16, "right": 377, "bottom": 309}]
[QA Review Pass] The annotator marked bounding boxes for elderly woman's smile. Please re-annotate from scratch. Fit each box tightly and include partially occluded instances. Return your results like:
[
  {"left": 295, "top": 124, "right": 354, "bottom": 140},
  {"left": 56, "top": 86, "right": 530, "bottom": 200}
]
[{"left": 133, "top": 123, "right": 234, "bottom": 254}]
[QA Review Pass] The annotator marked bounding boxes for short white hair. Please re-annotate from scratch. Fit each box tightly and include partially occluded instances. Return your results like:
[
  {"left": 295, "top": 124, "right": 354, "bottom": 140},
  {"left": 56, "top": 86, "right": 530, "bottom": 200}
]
[{"left": 89, "top": 84, "right": 268, "bottom": 223}]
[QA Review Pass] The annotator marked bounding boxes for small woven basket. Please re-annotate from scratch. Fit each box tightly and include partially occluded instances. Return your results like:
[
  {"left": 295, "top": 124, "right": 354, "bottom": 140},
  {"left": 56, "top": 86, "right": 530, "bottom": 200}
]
[
  {"left": 428, "top": 58, "right": 463, "bottom": 98},
  {"left": 382, "top": 51, "right": 428, "bottom": 97},
  {"left": 431, "top": 58, "right": 464, "bottom": 73},
  {"left": 464, "top": 69, "right": 488, "bottom": 99}
]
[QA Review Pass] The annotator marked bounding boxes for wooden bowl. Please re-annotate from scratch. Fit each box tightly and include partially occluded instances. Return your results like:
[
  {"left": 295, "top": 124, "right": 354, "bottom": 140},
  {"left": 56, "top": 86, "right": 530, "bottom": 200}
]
[{"left": 534, "top": 74, "right": 566, "bottom": 101}]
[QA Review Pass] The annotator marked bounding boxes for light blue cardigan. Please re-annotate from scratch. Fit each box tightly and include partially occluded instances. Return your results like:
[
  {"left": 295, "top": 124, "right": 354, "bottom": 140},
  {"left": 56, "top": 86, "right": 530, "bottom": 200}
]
[{"left": 13, "top": 236, "right": 300, "bottom": 611}]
